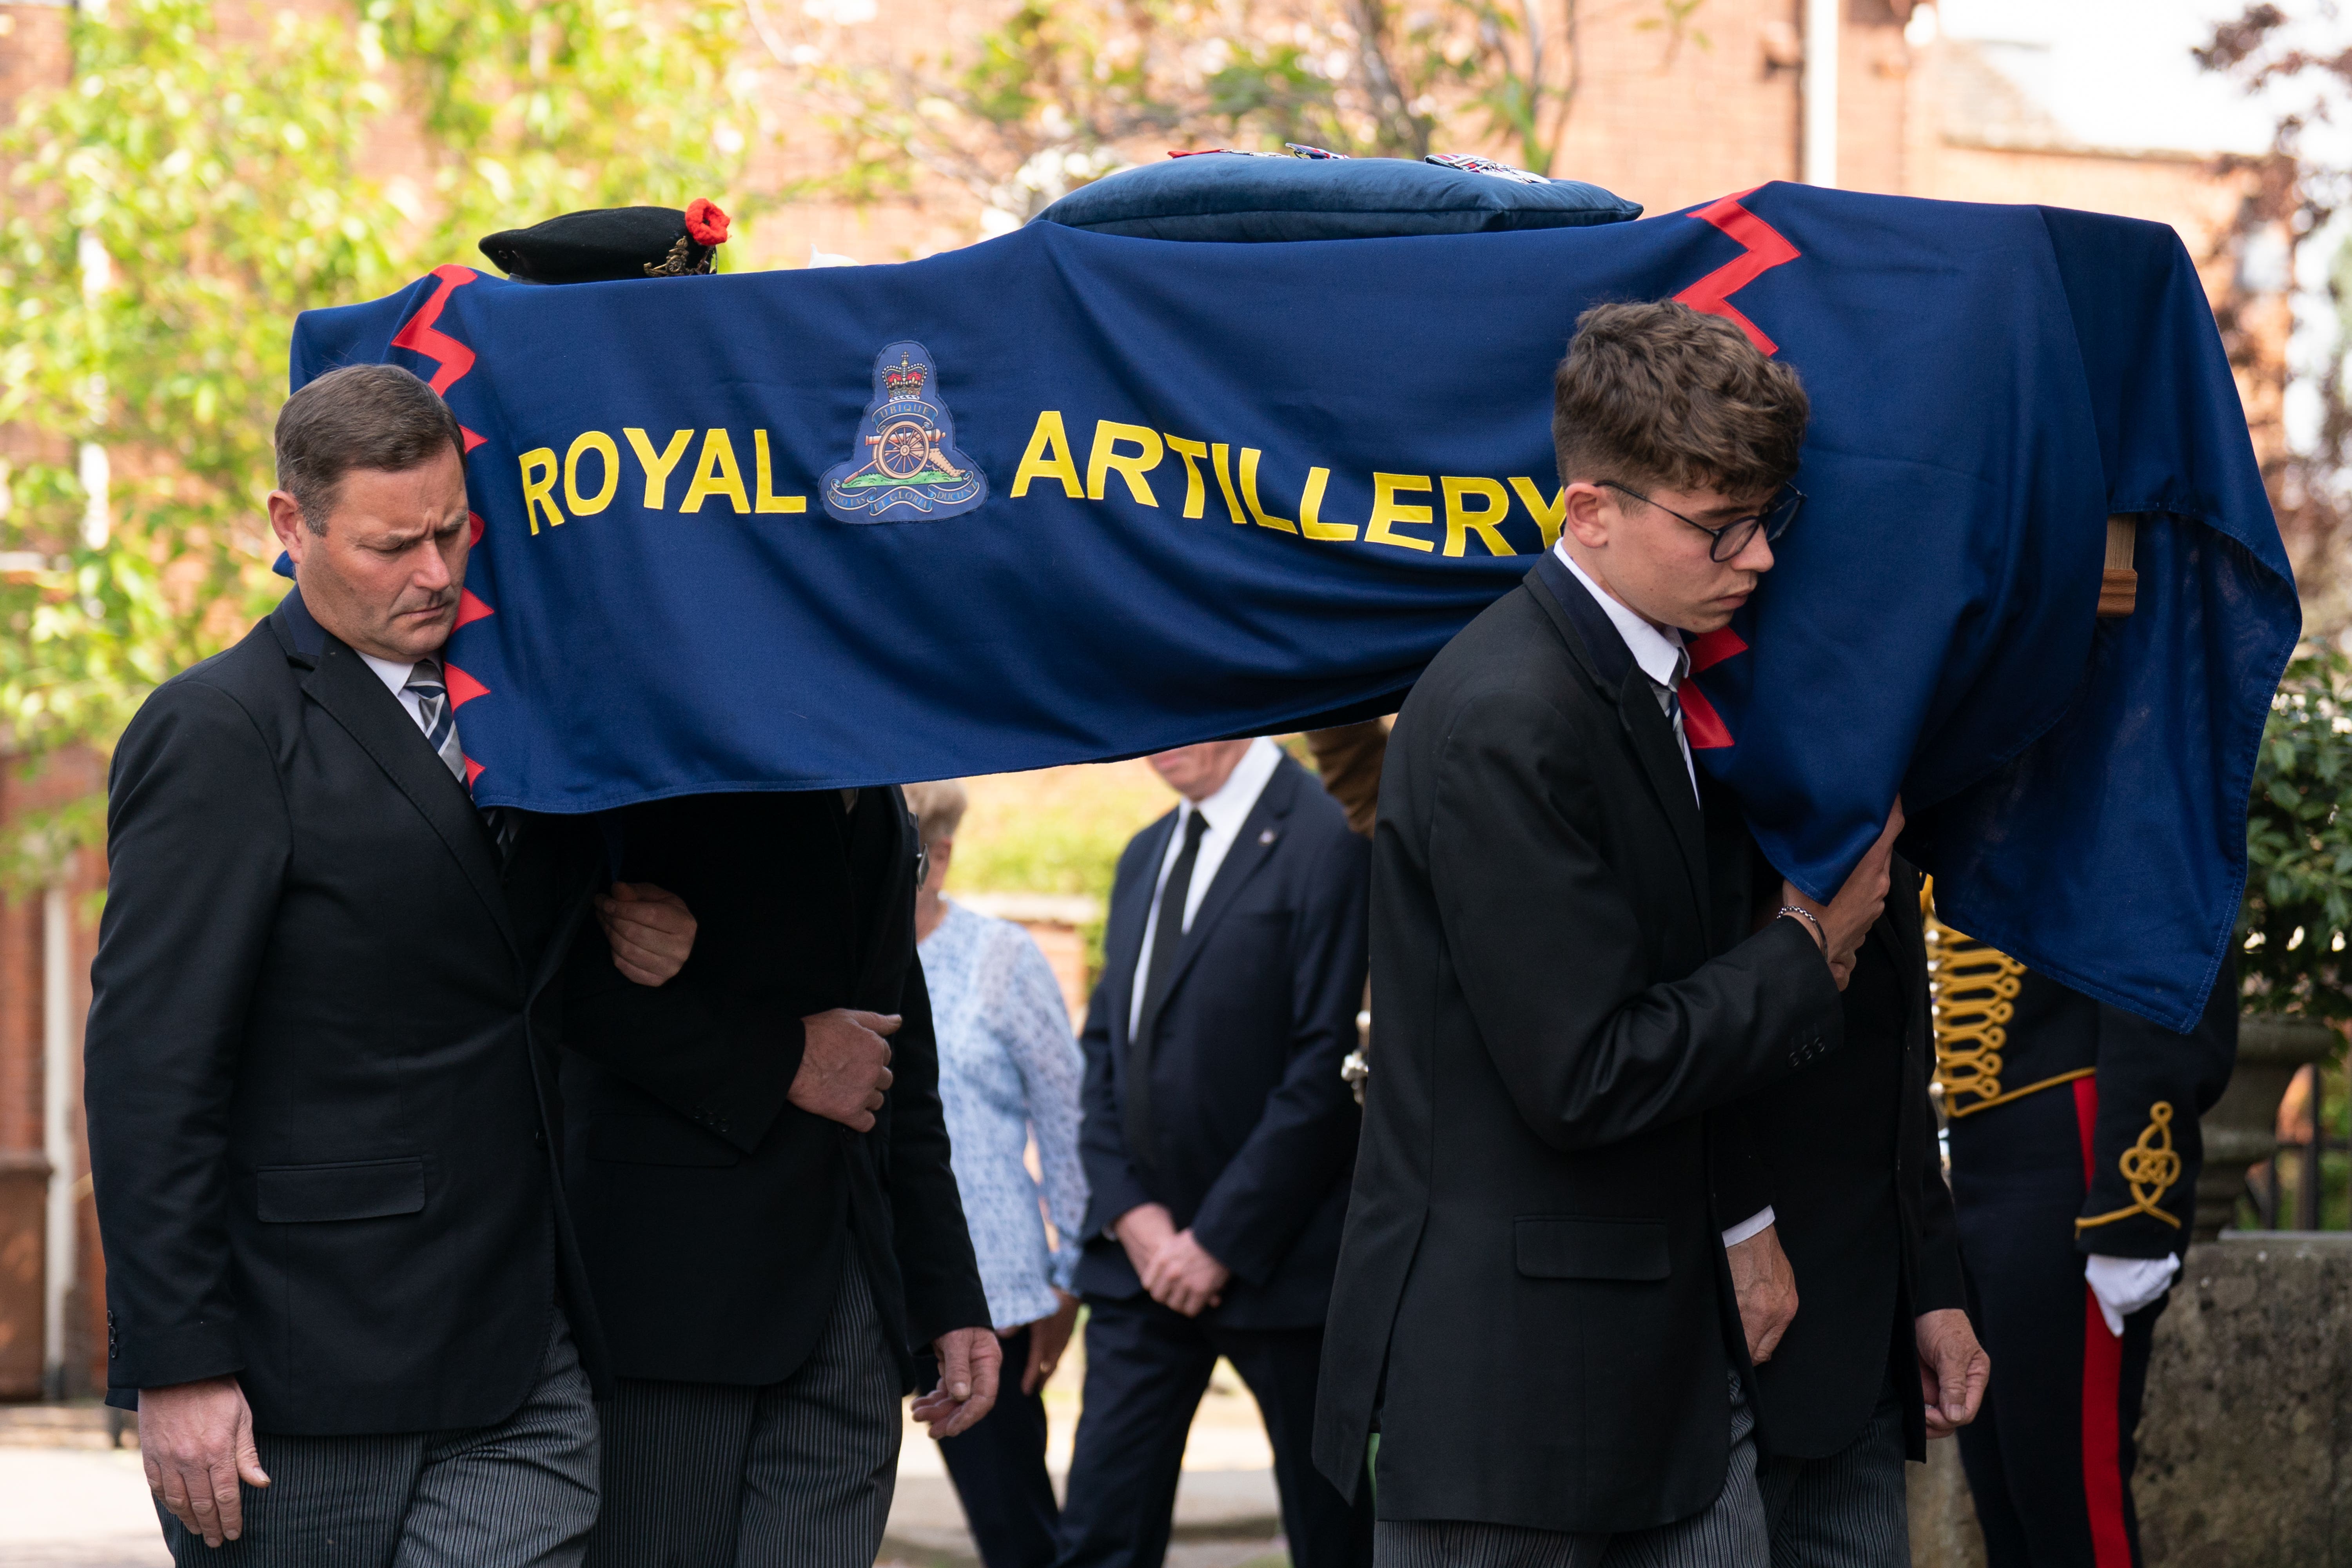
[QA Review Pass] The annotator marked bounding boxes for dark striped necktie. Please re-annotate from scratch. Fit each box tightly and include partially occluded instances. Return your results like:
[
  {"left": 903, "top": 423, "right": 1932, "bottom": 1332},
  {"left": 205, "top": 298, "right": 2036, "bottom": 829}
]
[
  {"left": 403, "top": 659, "right": 468, "bottom": 782},
  {"left": 1648, "top": 646, "right": 1695, "bottom": 804},
  {"left": 1650, "top": 646, "right": 1690, "bottom": 750},
  {"left": 1125, "top": 808, "right": 1211, "bottom": 1168}
]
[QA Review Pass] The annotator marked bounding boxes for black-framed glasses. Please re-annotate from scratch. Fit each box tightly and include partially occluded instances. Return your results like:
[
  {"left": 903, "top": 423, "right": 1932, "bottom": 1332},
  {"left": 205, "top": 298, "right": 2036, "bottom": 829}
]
[{"left": 1600, "top": 480, "right": 1804, "bottom": 563}]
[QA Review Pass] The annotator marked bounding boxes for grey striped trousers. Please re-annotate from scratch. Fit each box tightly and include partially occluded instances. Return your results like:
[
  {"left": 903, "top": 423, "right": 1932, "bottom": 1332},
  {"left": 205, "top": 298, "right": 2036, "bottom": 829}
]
[
  {"left": 1754, "top": 1387, "right": 1909, "bottom": 1568},
  {"left": 158, "top": 1310, "right": 600, "bottom": 1567},
  {"left": 584, "top": 1260, "right": 902, "bottom": 1568},
  {"left": 1374, "top": 1374, "right": 1767, "bottom": 1568}
]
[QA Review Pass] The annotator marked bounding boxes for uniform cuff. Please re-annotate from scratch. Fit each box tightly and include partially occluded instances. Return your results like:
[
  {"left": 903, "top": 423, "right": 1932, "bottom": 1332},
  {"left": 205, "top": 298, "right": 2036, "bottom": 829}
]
[
  {"left": 1720, "top": 1207, "right": 1776, "bottom": 1248},
  {"left": 2085, "top": 1253, "right": 2178, "bottom": 1335},
  {"left": 108, "top": 1317, "right": 243, "bottom": 1396}
]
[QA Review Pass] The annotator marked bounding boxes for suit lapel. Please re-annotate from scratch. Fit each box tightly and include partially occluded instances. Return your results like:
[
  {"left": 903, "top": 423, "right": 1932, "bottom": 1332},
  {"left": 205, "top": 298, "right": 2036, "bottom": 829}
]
[
  {"left": 1529, "top": 558, "right": 1711, "bottom": 928},
  {"left": 1615, "top": 666, "right": 1711, "bottom": 921},
  {"left": 1700, "top": 781, "right": 1760, "bottom": 953},
  {"left": 526, "top": 824, "right": 601, "bottom": 1000},
  {"left": 301, "top": 637, "right": 520, "bottom": 962},
  {"left": 848, "top": 788, "right": 916, "bottom": 1009},
  {"left": 1106, "top": 812, "right": 1177, "bottom": 1053},
  {"left": 1136, "top": 760, "right": 1299, "bottom": 1050}
]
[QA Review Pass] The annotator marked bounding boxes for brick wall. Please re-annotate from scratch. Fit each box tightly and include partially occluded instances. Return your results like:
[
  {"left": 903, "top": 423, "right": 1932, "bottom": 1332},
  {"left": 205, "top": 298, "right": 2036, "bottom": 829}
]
[{"left": 0, "top": 746, "right": 107, "bottom": 1401}]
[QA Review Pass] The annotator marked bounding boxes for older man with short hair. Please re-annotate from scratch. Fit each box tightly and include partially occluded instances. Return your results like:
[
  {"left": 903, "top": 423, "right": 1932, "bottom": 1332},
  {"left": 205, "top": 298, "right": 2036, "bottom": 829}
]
[
  {"left": 87, "top": 363, "right": 694, "bottom": 1565},
  {"left": 1056, "top": 734, "right": 1375, "bottom": 1568}
]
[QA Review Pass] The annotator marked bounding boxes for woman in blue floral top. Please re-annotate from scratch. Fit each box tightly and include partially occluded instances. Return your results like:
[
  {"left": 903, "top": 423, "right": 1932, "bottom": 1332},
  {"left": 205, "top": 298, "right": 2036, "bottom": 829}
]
[{"left": 903, "top": 781, "right": 1088, "bottom": 1568}]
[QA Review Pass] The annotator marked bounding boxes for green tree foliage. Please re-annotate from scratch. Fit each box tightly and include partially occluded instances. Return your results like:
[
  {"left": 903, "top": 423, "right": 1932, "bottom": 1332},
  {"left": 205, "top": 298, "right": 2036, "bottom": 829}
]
[
  {"left": 780, "top": 0, "right": 1699, "bottom": 230},
  {"left": 2241, "top": 649, "right": 2352, "bottom": 1017},
  {"left": 0, "top": 0, "right": 400, "bottom": 767},
  {"left": 365, "top": 0, "right": 768, "bottom": 253},
  {"left": 0, "top": 0, "right": 763, "bottom": 873}
]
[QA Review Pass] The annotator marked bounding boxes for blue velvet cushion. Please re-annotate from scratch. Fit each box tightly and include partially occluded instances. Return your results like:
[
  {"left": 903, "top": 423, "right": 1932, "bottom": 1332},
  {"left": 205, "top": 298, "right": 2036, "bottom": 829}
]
[{"left": 1032, "top": 154, "right": 1642, "bottom": 241}]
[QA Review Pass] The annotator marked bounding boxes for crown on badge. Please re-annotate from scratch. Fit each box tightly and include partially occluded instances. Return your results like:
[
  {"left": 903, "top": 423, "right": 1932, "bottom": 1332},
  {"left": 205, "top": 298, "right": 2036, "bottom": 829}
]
[{"left": 882, "top": 354, "right": 928, "bottom": 396}]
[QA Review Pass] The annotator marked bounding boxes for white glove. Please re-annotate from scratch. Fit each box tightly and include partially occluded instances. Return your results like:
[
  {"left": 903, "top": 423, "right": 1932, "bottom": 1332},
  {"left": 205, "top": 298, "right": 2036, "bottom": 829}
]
[{"left": 2084, "top": 1253, "right": 2178, "bottom": 1336}]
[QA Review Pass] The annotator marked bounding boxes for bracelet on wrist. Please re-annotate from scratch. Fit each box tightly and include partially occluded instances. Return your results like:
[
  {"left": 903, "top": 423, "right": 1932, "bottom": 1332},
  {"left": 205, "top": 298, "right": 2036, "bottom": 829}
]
[{"left": 1777, "top": 905, "right": 1826, "bottom": 952}]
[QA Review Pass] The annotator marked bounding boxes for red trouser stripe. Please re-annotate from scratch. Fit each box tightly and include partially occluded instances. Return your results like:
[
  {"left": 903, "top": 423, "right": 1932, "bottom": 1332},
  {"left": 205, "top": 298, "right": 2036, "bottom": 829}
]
[{"left": 2073, "top": 1077, "right": 2133, "bottom": 1568}]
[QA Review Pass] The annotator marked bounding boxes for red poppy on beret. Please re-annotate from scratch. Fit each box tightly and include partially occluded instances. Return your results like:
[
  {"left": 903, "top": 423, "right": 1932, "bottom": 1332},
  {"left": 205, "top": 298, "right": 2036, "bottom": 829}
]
[{"left": 685, "top": 198, "right": 732, "bottom": 246}]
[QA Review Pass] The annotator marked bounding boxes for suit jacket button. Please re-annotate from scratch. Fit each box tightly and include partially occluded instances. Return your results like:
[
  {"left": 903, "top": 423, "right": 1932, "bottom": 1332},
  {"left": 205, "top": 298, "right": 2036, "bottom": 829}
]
[{"left": 533, "top": 1129, "right": 546, "bottom": 1148}]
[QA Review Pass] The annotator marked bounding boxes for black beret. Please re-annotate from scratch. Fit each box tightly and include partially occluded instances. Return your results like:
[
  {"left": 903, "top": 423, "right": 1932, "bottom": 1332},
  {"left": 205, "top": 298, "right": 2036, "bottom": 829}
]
[{"left": 477, "top": 200, "right": 731, "bottom": 285}]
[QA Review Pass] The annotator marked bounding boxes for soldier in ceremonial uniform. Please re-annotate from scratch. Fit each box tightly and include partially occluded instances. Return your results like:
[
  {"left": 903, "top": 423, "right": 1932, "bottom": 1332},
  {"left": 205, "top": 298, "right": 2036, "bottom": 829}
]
[{"left": 1930, "top": 918, "right": 2236, "bottom": 1568}]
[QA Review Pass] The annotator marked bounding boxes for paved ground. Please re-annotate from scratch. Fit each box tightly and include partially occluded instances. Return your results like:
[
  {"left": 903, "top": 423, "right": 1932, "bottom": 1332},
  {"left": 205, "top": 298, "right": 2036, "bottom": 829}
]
[
  {"left": 0, "top": 1446, "right": 173, "bottom": 1568},
  {"left": 1, "top": 1358, "right": 1290, "bottom": 1568}
]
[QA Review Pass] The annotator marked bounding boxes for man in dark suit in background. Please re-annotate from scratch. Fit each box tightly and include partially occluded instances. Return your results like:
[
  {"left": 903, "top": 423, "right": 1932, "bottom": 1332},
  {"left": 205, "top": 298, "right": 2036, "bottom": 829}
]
[
  {"left": 1056, "top": 736, "right": 1374, "bottom": 1568},
  {"left": 86, "top": 364, "right": 696, "bottom": 1565},
  {"left": 1724, "top": 863, "right": 1989, "bottom": 1565},
  {"left": 1317, "top": 301, "right": 1900, "bottom": 1568},
  {"left": 557, "top": 787, "right": 998, "bottom": 1568}
]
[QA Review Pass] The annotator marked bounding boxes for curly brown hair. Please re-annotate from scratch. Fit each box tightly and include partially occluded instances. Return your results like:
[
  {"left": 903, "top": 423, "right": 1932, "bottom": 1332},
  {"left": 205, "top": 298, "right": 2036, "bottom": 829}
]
[{"left": 1552, "top": 300, "right": 1810, "bottom": 503}]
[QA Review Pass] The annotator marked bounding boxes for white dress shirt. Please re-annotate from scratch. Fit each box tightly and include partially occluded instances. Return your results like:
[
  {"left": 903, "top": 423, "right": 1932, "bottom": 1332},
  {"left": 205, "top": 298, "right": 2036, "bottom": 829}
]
[
  {"left": 1552, "top": 541, "right": 1696, "bottom": 806},
  {"left": 359, "top": 650, "right": 459, "bottom": 750},
  {"left": 1127, "top": 736, "right": 1285, "bottom": 1039},
  {"left": 1551, "top": 544, "right": 1769, "bottom": 1248}
]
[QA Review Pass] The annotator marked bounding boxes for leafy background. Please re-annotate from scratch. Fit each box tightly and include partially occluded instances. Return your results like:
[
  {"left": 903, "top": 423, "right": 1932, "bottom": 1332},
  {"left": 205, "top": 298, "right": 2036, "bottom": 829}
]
[{"left": 2242, "top": 648, "right": 2352, "bottom": 1016}]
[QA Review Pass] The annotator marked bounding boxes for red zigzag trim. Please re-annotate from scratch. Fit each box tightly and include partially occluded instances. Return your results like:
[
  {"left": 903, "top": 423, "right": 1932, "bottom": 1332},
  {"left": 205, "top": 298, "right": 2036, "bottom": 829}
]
[
  {"left": 1674, "top": 192, "right": 1801, "bottom": 355},
  {"left": 1679, "top": 627, "right": 1748, "bottom": 750},
  {"left": 1667, "top": 195, "right": 1801, "bottom": 749},
  {"left": 388, "top": 265, "right": 481, "bottom": 394},
  {"left": 388, "top": 266, "right": 499, "bottom": 782}
]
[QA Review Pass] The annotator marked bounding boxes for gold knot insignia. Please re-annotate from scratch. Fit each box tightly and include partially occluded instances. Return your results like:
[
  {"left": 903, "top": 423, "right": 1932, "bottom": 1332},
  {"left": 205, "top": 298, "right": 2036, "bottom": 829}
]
[{"left": 2078, "top": 1102, "right": 2184, "bottom": 1232}]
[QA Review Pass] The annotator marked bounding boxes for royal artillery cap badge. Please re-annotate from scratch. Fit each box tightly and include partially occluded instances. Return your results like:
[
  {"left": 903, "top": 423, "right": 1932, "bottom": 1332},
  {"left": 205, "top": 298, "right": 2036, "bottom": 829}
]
[{"left": 821, "top": 340, "right": 988, "bottom": 523}]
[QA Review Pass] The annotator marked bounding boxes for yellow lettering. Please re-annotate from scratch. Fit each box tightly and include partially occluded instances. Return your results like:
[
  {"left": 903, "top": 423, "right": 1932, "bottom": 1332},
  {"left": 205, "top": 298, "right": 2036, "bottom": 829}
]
[
  {"left": 1165, "top": 435, "right": 1210, "bottom": 519},
  {"left": 1238, "top": 448, "right": 1298, "bottom": 534},
  {"left": 753, "top": 430, "right": 806, "bottom": 514},
  {"left": 680, "top": 430, "right": 751, "bottom": 515},
  {"left": 1011, "top": 411, "right": 1083, "bottom": 498},
  {"left": 1366, "top": 473, "right": 1436, "bottom": 553},
  {"left": 518, "top": 448, "right": 563, "bottom": 535},
  {"left": 1510, "top": 477, "right": 1568, "bottom": 550},
  {"left": 563, "top": 432, "right": 619, "bottom": 517},
  {"left": 1086, "top": 421, "right": 1165, "bottom": 506},
  {"left": 1210, "top": 443, "right": 1245, "bottom": 524},
  {"left": 1298, "top": 468, "right": 1356, "bottom": 541},
  {"left": 1443, "top": 477, "right": 1513, "bottom": 557},
  {"left": 624, "top": 428, "right": 694, "bottom": 510}
]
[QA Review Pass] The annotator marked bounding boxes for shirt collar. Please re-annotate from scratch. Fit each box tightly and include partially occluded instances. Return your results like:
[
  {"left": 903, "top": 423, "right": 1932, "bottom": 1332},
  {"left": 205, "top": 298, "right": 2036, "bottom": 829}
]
[
  {"left": 1182, "top": 735, "right": 1283, "bottom": 835},
  {"left": 1552, "top": 539, "right": 1686, "bottom": 691},
  {"left": 274, "top": 586, "right": 446, "bottom": 695},
  {"left": 358, "top": 651, "right": 422, "bottom": 697}
]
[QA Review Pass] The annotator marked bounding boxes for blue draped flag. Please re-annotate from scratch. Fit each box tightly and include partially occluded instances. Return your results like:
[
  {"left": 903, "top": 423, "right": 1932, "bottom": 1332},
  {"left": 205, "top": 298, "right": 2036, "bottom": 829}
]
[{"left": 289, "top": 181, "right": 2296, "bottom": 1030}]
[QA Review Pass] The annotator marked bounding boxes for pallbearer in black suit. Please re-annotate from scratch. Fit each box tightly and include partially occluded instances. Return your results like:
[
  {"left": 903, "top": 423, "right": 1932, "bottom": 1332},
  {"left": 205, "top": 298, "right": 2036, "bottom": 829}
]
[
  {"left": 86, "top": 365, "right": 697, "bottom": 1566},
  {"left": 1318, "top": 301, "right": 1904, "bottom": 1568},
  {"left": 558, "top": 787, "right": 998, "bottom": 1568},
  {"left": 464, "top": 199, "right": 992, "bottom": 1567},
  {"left": 1726, "top": 865, "right": 1989, "bottom": 1566},
  {"left": 1055, "top": 737, "right": 1375, "bottom": 1568},
  {"left": 1936, "top": 928, "right": 2236, "bottom": 1568}
]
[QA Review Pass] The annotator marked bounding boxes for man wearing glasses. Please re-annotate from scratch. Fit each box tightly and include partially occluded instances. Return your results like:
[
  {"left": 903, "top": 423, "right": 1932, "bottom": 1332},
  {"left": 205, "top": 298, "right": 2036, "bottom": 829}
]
[{"left": 1315, "top": 299, "right": 1902, "bottom": 1567}]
